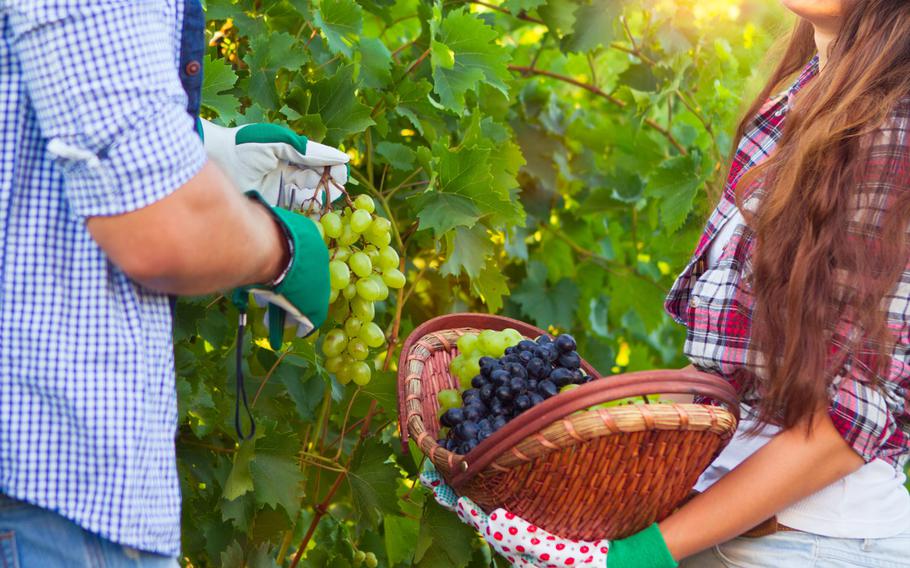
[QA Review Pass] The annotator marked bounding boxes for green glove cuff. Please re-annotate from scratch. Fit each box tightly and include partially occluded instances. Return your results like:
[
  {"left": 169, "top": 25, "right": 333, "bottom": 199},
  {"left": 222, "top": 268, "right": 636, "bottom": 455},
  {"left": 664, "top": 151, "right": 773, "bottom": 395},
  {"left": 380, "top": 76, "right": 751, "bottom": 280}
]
[
  {"left": 607, "top": 524, "right": 678, "bottom": 568},
  {"left": 236, "top": 191, "right": 330, "bottom": 348},
  {"left": 235, "top": 123, "right": 308, "bottom": 155},
  {"left": 267, "top": 204, "right": 330, "bottom": 317}
]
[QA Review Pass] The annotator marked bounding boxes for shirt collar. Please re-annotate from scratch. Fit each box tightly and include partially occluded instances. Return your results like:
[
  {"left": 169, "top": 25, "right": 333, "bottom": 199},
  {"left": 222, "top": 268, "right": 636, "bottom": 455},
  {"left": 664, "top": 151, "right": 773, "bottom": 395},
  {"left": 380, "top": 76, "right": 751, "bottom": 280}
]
[{"left": 785, "top": 54, "right": 820, "bottom": 99}]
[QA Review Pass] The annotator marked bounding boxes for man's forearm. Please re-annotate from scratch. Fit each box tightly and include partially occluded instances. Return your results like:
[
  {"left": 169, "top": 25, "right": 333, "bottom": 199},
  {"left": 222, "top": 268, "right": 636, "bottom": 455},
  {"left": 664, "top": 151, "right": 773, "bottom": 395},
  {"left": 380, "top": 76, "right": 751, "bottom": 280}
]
[
  {"left": 659, "top": 408, "right": 864, "bottom": 560},
  {"left": 87, "top": 161, "right": 289, "bottom": 295}
]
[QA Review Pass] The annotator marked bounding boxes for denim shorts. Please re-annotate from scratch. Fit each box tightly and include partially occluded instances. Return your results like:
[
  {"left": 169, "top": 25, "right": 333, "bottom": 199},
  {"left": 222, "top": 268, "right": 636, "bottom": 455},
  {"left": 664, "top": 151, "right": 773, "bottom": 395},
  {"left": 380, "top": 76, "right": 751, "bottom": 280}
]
[
  {"left": 0, "top": 494, "right": 177, "bottom": 568},
  {"left": 679, "top": 530, "right": 910, "bottom": 568}
]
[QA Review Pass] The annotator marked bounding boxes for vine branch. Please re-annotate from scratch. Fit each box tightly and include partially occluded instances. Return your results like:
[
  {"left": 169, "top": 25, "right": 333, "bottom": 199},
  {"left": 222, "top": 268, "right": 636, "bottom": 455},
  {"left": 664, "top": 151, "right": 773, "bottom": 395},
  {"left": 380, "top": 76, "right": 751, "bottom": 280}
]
[
  {"left": 289, "top": 401, "right": 379, "bottom": 568},
  {"left": 508, "top": 65, "right": 687, "bottom": 155},
  {"left": 465, "top": 0, "right": 545, "bottom": 24},
  {"left": 539, "top": 222, "right": 665, "bottom": 292}
]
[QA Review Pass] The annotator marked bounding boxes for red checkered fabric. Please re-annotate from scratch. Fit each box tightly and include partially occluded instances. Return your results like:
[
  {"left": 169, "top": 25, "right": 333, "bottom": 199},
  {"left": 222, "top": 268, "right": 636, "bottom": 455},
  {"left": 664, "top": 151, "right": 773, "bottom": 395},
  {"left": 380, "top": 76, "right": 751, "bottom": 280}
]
[{"left": 666, "top": 55, "right": 910, "bottom": 467}]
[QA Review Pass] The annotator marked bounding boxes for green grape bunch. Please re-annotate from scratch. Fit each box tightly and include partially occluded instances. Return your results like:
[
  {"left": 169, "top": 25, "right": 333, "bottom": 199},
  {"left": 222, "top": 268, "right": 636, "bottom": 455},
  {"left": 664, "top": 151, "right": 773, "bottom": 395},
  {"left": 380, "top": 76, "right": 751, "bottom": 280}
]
[
  {"left": 449, "top": 329, "right": 523, "bottom": 389},
  {"left": 312, "top": 194, "right": 404, "bottom": 386}
]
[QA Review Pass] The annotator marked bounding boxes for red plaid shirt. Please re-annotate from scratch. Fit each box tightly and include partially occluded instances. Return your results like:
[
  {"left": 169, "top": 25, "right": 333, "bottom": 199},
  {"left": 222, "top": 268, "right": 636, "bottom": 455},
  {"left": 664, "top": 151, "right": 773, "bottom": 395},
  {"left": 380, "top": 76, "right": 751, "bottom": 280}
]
[{"left": 666, "top": 56, "right": 910, "bottom": 467}]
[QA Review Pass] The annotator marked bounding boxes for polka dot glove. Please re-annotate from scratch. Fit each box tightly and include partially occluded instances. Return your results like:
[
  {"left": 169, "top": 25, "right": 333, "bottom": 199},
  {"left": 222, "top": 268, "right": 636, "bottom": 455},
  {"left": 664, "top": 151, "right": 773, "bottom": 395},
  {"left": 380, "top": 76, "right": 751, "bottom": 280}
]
[
  {"left": 481, "top": 508, "right": 609, "bottom": 567},
  {"left": 419, "top": 465, "right": 609, "bottom": 567}
]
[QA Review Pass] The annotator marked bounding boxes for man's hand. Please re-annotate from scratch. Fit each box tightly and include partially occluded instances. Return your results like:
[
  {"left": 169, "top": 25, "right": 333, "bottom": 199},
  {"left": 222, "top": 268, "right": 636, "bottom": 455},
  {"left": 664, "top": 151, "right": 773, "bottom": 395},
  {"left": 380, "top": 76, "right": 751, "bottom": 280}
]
[{"left": 200, "top": 119, "right": 349, "bottom": 208}]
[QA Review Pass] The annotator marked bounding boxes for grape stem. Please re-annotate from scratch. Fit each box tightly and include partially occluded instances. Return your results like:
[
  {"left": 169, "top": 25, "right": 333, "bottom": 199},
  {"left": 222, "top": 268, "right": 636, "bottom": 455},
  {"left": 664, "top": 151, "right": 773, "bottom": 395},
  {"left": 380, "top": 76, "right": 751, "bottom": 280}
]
[
  {"left": 289, "top": 400, "right": 379, "bottom": 568},
  {"left": 381, "top": 255, "right": 409, "bottom": 372},
  {"left": 383, "top": 168, "right": 424, "bottom": 200},
  {"left": 350, "top": 170, "right": 404, "bottom": 250},
  {"left": 333, "top": 387, "right": 362, "bottom": 460},
  {"left": 251, "top": 349, "right": 289, "bottom": 408}
]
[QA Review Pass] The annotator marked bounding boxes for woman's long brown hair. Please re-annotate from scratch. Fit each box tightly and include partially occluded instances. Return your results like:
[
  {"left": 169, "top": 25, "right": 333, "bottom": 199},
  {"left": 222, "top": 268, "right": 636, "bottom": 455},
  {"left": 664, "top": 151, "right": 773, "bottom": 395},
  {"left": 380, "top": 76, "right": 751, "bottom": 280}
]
[{"left": 737, "top": 1, "right": 910, "bottom": 430}]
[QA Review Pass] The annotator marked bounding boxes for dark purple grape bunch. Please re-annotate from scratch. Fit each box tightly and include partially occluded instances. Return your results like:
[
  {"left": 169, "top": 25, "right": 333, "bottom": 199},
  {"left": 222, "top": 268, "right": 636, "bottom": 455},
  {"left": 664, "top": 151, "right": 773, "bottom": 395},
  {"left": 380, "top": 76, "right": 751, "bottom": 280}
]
[{"left": 437, "top": 334, "right": 592, "bottom": 454}]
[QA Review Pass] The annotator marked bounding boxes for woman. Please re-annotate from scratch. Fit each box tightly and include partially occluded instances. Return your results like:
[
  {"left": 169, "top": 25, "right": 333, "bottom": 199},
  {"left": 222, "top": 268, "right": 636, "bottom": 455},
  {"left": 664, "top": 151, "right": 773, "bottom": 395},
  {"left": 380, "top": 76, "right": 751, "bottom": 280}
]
[
  {"left": 665, "top": 0, "right": 910, "bottom": 564},
  {"left": 423, "top": 0, "right": 910, "bottom": 565}
]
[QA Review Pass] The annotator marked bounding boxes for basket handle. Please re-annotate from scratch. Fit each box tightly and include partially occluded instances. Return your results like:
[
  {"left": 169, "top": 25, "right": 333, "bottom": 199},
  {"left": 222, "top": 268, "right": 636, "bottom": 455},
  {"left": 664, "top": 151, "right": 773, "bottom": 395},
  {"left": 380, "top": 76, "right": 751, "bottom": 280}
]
[{"left": 448, "top": 368, "right": 740, "bottom": 489}]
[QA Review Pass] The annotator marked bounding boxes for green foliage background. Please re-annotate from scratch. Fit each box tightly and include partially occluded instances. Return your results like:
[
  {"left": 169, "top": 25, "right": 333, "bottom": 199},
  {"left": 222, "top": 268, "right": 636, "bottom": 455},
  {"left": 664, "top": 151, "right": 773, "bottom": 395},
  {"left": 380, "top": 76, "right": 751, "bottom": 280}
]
[{"left": 176, "top": 0, "right": 791, "bottom": 565}]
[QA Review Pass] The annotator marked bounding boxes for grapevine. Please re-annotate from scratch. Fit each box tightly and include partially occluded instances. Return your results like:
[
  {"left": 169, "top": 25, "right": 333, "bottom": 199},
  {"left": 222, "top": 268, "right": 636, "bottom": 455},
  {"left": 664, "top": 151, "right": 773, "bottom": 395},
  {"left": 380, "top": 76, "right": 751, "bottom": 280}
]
[{"left": 174, "top": 1, "right": 793, "bottom": 566}]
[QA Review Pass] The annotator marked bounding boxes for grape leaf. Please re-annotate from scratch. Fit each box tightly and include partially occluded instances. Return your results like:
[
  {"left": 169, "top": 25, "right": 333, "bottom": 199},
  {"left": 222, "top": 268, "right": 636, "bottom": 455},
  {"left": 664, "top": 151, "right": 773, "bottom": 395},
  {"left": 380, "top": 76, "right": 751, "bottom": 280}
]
[
  {"left": 538, "top": 0, "right": 577, "bottom": 35},
  {"left": 376, "top": 141, "right": 417, "bottom": 170},
  {"left": 250, "top": 454, "right": 303, "bottom": 517},
  {"left": 618, "top": 63, "right": 660, "bottom": 92},
  {"left": 561, "top": 0, "right": 622, "bottom": 53},
  {"left": 357, "top": 37, "right": 392, "bottom": 89},
  {"left": 223, "top": 436, "right": 257, "bottom": 500},
  {"left": 201, "top": 55, "right": 240, "bottom": 124},
  {"left": 221, "top": 493, "right": 255, "bottom": 532},
  {"left": 314, "top": 0, "right": 363, "bottom": 58},
  {"left": 248, "top": 543, "right": 281, "bottom": 568},
  {"left": 608, "top": 274, "right": 667, "bottom": 331},
  {"left": 278, "top": 366, "right": 325, "bottom": 422},
  {"left": 244, "top": 32, "right": 309, "bottom": 109},
  {"left": 430, "top": 40, "right": 455, "bottom": 70},
  {"left": 441, "top": 225, "right": 491, "bottom": 279},
  {"left": 359, "top": 369, "right": 398, "bottom": 412},
  {"left": 220, "top": 541, "right": 245, "bottom": 568},
  {"left": 414, "top": 500, "right": 477, "bottom": 568},
  {"left": 395, "top": 79, "right": 443, "bottom": 138},
  {"left": 432, "top": 9, "right": 511, "bottom": 112},
  {"left": 512, "top": 261, "right": 580, "bottom": 329},
  {"left": 348, "top": 439, "right": 401, "bottom": 524},
  {"left": 292, "top": 65, "right": 375, "bottom": 145},
  {"left": 416, "top": 145, "right": 522, "bottom": 236},
  {"left": 359, "top": 0, "right": 395, "bottom": 18},
  {"left": 416, "top": 194, "right": 479, "bottom": 236},
  {"left": 472, "top": 259, "right": 511, "bottom": 312},
  {"left": 644, "top": 153, "right": 703, "bottom": 233},
  {"left": 539, "top": 237, "right": 576, "bottom": 282},
  {"left": 384, "top": 514, "right": 419, "bottom": 566}
]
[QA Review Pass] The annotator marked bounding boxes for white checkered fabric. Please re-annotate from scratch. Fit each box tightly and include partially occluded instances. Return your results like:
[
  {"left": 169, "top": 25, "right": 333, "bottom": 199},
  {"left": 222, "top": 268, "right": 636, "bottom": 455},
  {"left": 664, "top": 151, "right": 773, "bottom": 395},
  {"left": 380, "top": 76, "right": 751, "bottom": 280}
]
[{"left": 0, "top": 1, "right": 206, "bottom": 556}]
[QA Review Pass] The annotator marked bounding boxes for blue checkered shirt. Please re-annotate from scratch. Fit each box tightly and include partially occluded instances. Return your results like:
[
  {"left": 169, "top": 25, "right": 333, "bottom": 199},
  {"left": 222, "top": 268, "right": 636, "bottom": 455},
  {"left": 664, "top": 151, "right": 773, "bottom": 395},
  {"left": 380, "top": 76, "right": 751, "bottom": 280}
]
[{"left": 0, "top": 1, "right": 206, "bottom": 556}]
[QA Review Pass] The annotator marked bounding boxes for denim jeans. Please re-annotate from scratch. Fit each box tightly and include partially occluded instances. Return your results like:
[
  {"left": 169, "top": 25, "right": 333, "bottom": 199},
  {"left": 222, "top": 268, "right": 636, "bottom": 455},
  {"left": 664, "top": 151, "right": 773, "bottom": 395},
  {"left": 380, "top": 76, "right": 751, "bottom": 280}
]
[
  {"left": 679, "top": 530, "right": 910, "bottom": 568},
  {"left": 0, "top": 494, "right": 177, "bottom": 568}
]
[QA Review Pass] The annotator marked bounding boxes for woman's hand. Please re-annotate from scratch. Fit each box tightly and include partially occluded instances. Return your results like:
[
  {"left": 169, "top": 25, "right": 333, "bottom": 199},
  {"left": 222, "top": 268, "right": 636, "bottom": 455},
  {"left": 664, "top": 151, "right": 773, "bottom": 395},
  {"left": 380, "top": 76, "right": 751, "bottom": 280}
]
[{"left": 659, "top": 406, "right": 864, "bottom": 560}]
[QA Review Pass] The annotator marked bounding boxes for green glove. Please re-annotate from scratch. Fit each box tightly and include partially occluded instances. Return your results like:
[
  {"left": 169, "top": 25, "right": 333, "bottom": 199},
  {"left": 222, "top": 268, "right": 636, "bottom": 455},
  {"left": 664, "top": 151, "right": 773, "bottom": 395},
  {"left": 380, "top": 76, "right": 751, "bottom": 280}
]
[
  {"left": 607, "top": 524, "right": 678, "bottom": 568},
  {"left": 234, "top": 192, "right": 331, "bottom": 348}
]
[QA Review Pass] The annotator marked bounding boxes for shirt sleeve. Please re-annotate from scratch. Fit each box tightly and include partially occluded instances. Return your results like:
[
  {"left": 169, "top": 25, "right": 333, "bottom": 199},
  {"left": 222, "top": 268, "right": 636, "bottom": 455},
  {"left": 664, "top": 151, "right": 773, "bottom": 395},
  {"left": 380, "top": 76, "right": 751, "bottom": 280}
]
[
  {"left": 828, "top": 371, "right": 905, "bottom": 463},
  {"left": 4, "top": 1, "right": 207, "bottom": 218}
]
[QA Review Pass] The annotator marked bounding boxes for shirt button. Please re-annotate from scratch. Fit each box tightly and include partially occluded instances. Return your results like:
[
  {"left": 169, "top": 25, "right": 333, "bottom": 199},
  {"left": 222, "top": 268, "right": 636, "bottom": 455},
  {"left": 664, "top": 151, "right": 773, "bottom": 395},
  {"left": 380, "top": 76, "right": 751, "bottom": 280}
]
[
  {"left": 185, "top": 60, "right": 201, "bottom": 76},
  {"left": 689, "top": 297, "right": 700, "bottom": 308}
]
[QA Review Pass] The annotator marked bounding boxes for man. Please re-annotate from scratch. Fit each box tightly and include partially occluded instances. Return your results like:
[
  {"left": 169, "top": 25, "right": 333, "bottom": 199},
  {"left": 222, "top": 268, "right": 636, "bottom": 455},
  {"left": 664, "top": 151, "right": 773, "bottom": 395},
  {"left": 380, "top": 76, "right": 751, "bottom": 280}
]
[{"left": 0, "top": 1, "right": 345, "bottom": 565}]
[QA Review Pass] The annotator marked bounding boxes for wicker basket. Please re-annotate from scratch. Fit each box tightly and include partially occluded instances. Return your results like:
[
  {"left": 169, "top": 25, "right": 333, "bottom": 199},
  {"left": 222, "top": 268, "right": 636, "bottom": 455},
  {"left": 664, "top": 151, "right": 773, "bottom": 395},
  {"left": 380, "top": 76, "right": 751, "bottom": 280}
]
[{"left": 398, "top": 313, "right": 740, "bottom": 540}]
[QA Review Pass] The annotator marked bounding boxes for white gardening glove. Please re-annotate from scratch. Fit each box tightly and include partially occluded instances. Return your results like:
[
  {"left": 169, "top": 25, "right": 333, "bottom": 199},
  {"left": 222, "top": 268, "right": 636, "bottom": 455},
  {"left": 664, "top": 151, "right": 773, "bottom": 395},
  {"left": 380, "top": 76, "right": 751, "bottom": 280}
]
[
  {"left": 200, "top": 119, "right": 348, "bottom": 208},
  {"left": 419, "top": 465, "right": 610, "bottom": 567}
]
